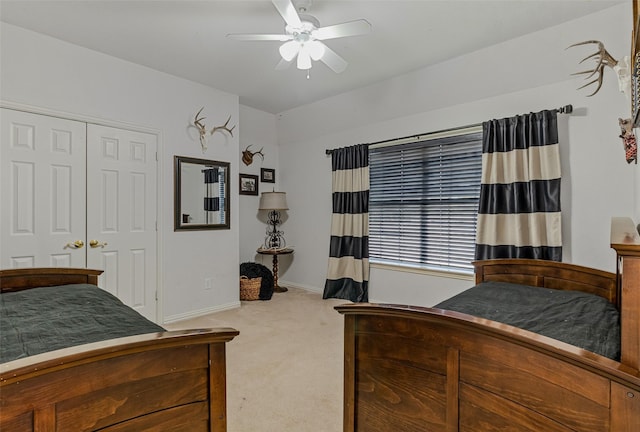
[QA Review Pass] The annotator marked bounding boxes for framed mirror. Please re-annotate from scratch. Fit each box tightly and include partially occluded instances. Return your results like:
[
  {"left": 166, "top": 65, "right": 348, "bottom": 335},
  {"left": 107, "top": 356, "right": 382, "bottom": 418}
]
[{"left": 174, "top": 156, "right": 230, "bottom": 231}]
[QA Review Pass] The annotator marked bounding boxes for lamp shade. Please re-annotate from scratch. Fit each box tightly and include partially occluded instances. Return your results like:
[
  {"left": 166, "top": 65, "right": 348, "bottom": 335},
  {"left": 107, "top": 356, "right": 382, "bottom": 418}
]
[
  {"left": 296, "top": 47, "right": 312, "bottom": 70},
  {"left": 259, "top": 191, "right": 289, "bottom": 210},
  {"left": 307, "top": 40, "right": 325, "bottom": 61},
  {"left": 279, "top": 40, "right": 299, "bottom": 62}
]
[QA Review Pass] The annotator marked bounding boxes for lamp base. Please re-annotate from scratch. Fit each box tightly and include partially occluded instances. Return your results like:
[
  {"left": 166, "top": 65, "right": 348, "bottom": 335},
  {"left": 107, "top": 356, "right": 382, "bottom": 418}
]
[{"left": 264, "top": 210, "right": 286, "bottom": 249}]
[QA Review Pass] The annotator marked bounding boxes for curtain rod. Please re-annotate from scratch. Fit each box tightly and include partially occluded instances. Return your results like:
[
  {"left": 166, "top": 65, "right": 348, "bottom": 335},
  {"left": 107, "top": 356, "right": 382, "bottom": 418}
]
[{"left": 325, "top": 104, "right": 573, "bottom": 155}]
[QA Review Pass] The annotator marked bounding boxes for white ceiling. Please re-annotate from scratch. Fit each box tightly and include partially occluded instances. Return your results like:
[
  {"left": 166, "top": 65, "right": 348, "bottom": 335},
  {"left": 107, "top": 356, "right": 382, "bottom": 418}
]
[{"left": 0, "top": 0, "right": 626, "bottom": 114}]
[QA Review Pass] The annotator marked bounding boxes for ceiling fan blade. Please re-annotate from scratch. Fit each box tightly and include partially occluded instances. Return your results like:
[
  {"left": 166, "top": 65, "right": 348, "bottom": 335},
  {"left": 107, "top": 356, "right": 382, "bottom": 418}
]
[
  {"left": 271, "top": 0, "right": 302, "bottom": 28},
  {"left": 314, "top": 19, "right": 372, "bottom": 40},
  {"left": 226, "top": 33, "right": 292, "bottom": 42},
  {"left": 319, "top": 44, "right": 348, "bottom": 73},
  {"left": 275, "top": 57, "right": 293, "bottom": 70}
]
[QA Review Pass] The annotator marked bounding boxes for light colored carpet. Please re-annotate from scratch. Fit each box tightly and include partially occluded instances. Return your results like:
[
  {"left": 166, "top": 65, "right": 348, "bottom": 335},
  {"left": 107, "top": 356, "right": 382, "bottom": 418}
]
[{"left": 165, "top": 287, "right": 347, "bottom": 432}]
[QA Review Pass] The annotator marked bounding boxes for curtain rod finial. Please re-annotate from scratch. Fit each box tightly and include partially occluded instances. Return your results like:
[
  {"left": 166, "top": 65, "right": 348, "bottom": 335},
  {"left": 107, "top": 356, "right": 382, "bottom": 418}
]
[{"left": 558, "top": 105, "right": 573, "bottom": 114}]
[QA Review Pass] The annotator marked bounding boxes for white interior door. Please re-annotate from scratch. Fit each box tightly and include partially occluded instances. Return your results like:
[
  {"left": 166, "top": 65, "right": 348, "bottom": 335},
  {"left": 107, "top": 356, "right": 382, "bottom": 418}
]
[
  {"left": 1, "top": 109, "right": 159, "bottom": 322},
  {"left": 86, "top": 124, "right": 158, "bottom": 321},
  {"left": 0, "top": 108, "right": 87, "bottom": 268}
]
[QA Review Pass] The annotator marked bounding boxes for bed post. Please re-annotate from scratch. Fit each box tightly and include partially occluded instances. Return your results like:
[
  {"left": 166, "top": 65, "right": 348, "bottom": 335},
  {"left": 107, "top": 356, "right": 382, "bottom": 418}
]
[
  {"left": 209, "top": 343, "right": 229, "bottom": 432},
  {"left": 343, "top": 315, "right": 356, "bottom": 431},
  {"left": 610, "top": 217, "right": 640, "bottom": 370}
]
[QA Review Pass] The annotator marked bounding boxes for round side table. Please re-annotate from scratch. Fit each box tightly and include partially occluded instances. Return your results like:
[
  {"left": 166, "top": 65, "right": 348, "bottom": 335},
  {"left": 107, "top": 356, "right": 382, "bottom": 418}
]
[{"left": 257, "top": 248, "right": 293, "bottom": 293}]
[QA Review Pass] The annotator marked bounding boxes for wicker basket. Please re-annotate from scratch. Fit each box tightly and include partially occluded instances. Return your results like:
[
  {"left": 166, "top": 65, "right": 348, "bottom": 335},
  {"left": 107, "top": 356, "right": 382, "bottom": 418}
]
[{"left": 240, "top": 276, "right": 262, "bottom": 301}]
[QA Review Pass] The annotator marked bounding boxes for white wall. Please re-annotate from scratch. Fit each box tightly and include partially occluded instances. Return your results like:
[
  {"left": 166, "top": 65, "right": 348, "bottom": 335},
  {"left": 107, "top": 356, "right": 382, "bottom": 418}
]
[
  {"left": 0, "top": 23, "right": 240, "bottom": 322},
  {"left": 237, "top": 104, "right": 282, "bottom": 269},
  {"left": 3, "top": 3, "right": 637, "bottom": 316},
  {"left": 276, "top": 3, "right": 637, "bottom": 306}
]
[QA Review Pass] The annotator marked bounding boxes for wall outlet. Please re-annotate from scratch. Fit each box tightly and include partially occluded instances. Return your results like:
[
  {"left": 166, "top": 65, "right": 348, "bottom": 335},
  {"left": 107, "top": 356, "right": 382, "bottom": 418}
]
[{"left": 204, "top": 278, "right": 212, "bottom": 290}]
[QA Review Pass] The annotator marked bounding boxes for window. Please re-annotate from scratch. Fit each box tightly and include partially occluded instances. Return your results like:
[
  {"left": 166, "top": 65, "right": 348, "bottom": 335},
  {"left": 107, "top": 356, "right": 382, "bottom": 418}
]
[{"left": 369, "top": 127, "right": 483, "bottom": 274}]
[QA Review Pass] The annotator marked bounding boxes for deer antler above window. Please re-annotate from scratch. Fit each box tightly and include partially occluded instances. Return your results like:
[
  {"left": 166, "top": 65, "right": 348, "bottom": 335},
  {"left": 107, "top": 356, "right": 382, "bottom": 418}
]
[
  {"left": 193, "top": 107, "right": 236, "bottom": 153},
  {"left": 567, "top": 40, "right": 630, "bottom": 98}
]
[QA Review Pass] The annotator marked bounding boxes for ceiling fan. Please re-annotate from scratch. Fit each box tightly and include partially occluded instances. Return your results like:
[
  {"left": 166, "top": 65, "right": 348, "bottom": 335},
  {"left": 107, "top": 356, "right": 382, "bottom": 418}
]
[{"left": 227, "top": 0, "right": 371, "bottom": 73}]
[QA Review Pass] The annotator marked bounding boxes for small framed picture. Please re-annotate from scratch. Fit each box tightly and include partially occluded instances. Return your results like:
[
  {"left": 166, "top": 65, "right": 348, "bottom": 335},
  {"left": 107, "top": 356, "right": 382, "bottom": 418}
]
[
  {"left": 239, "top": 174, "right": 259, "bottom": 196},
  {"left": 261, "top": 168, "right": 275, "bottom": 183}
]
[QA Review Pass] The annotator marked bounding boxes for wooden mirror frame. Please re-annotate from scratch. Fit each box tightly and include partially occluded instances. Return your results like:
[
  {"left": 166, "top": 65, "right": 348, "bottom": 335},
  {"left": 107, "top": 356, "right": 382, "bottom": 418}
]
[{"left": 174, "top": 155, "right": 230, "bottom": 231}]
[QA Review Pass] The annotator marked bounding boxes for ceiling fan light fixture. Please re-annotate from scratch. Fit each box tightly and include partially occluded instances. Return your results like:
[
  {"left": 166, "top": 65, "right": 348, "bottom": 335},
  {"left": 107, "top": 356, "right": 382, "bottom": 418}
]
[
  {"left": 279, "top": 40, "right": 299, "bottom": 61},
  {"left": 230, "top": 0, "right": 371, "bottom": 74},
  {"left": 297, "top": 47, "right": 312, "bottom": 70},
  {"left": 307, "top": 40, "right": 325, "bottom": 61}
]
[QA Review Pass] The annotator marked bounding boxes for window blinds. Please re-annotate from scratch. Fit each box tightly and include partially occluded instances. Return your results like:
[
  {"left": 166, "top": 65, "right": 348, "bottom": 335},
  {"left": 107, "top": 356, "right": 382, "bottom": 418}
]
[{"left": 369, "top": 130, "right": 482, "bottom": 273}]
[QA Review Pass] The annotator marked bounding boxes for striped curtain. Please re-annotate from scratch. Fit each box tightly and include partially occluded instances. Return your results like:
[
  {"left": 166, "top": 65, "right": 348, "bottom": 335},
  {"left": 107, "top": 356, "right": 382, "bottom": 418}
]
[
  {"left": 203, "top": 168, "right": 220, "bottom": 224},
  {"left": 475, "top": 110, "right": 562, "bottom": 261},
  {"left": 323, "top": 144, "right": 369, "bottom": 302}
]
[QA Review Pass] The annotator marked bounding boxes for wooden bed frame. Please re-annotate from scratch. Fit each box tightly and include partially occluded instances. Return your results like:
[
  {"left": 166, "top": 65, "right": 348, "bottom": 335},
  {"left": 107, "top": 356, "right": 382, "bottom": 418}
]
[
  {"left": 0, "top": 267, "right": 239, "bottom": 432},
  {"left": 337, "top": 217, "right": 640, "bottom": 431}
]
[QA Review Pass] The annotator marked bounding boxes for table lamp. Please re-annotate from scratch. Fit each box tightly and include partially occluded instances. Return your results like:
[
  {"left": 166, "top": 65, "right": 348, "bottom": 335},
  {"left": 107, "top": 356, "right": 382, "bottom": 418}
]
[{"left": 259, "top": 191, "right": 289, "bottom": 249}]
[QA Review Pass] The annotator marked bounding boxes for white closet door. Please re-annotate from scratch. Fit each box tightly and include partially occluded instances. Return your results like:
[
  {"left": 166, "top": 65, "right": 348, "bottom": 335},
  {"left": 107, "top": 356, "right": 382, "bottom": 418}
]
[
  {"left": 86, "top": 124, "right": 157, "bottom": 321},
  {"left": 0, "top": 108, "right": 87, "bottom": 268}
]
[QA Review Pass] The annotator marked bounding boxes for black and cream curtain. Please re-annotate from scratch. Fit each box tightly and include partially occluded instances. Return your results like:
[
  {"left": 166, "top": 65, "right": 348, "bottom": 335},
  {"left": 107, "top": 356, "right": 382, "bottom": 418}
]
[
  {"left": 323, "top": 144, "right": 370, "bottom": 302},
  {"left": 475, "top": 110, "right": 562, "bottom": 261},
  {"left": 203, "top": 168, "right": 220, "bottom": 224}
]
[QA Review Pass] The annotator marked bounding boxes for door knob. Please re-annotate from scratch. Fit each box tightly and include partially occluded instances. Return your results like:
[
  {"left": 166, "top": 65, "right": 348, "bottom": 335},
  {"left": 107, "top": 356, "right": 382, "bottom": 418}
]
[
  {"left": 65, "top": 240, "right": 85, "bottom": 249},
  {"left": 89, "top": 240, "right": 108, "bottom": 248}
]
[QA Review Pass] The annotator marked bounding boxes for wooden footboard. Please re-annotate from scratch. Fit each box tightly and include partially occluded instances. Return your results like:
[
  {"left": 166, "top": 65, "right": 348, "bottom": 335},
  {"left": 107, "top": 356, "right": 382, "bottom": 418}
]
[
  {"left": 337, "top": 218, "right": 640, "bottom": 431},
  {"left": 337, "top": 304, "right": 640, "bottom": 432},
  {"left": 0, "top": 327, "right": 239, "bottom": 431},
  {"left": 0, "top": 267, "right": 239, "bottom": 431}
]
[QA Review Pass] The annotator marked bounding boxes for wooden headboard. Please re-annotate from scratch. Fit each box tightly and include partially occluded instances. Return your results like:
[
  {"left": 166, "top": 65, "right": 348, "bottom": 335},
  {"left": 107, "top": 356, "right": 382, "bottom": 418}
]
[
  {"left": 611, "top": 216, "right": 640, "bottom": 370},
  {"left": 473, "top": 259, "right": 617, "bottom": 306},
  {"left": 0, "top": 268, "right": 103, "bottom": 293}
]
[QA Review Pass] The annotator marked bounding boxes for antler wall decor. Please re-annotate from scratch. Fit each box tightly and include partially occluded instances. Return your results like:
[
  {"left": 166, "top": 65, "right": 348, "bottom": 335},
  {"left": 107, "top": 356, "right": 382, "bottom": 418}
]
[
  {"left": 568, "top": 41, "right": 637, "bottom": 165},
  {"left": 241, "top": 145, "right": 265, "bottom": 166},
  {"left": 193, "top": 107, "right": 236, "bottom": 153},
  {"left": 567, "top": 40, "right": 631, "bottom": 98}
]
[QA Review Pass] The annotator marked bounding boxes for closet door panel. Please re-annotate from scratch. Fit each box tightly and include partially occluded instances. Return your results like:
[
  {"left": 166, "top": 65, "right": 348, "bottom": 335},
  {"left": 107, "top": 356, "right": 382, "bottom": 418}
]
[
  {"left": 86, "top": 124, "right": 157, "bottom": 321},
  {"left": 0, "top": 109, "right": 87, "bottom": 268}
]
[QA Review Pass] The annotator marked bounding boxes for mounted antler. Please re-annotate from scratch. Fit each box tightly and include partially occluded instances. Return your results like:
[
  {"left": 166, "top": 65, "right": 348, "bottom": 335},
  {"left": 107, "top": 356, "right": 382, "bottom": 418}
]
[
  {"left": 211, "top": 115, "right": 236, "bottom": 137},
  {"left": 192, "top": 107, "right": 236, "bottom": 153},
  {"left": 567, "top": 40, "right": 620, "bottom": 97},
  {"left": 194, "top": 107, "right": 209, "bottom": 152},
  {"left": 242, "top": 145, "right": 265, "bottom": 166}
]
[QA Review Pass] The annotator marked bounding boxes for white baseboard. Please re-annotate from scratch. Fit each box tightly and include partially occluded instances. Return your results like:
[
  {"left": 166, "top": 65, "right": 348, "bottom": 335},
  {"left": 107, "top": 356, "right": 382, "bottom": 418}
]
[
  {"left": 279, "top": 280, "right": 323, "bottom": 294},
  {"left": 162, "top": 301, "right": 241, "bottom": 324}
]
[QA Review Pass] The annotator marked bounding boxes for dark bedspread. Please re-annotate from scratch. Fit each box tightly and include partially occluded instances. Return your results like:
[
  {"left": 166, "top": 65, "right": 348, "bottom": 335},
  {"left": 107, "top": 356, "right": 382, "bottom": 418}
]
[
  {"left": 435, "top": 281, "right": 620, "bottom": 360},
  {"left": 1, "top": 284, "right": 165, "bottom": 363}
]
